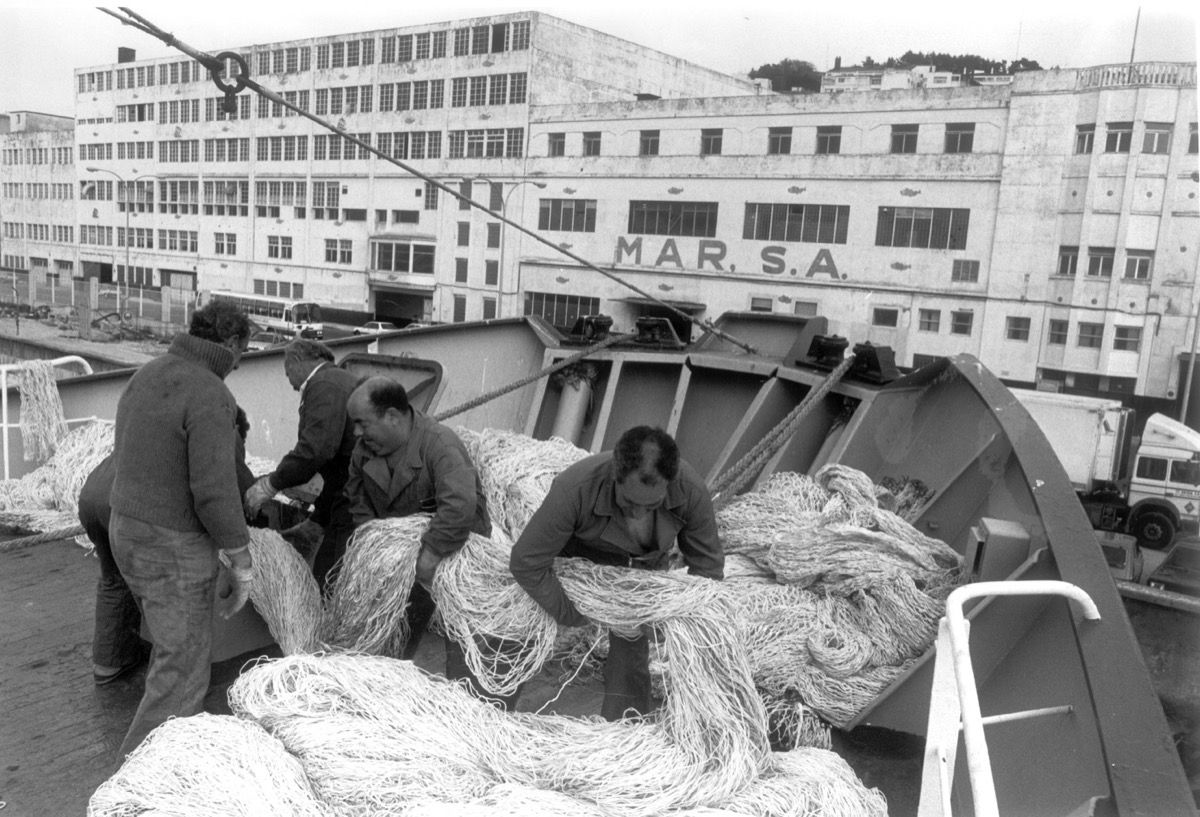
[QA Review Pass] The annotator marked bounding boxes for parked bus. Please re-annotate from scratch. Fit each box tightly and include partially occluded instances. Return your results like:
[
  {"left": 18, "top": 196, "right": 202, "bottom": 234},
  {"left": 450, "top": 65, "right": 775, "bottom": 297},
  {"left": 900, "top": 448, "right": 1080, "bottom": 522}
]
[{"left": 202, "top": 290, "right": 323, "bottom": 339}]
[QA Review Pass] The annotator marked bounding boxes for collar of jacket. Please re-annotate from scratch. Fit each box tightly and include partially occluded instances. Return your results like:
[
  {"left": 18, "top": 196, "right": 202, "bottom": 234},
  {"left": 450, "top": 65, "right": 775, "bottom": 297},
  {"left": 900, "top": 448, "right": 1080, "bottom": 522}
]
[
  {"left": 592, "top": 458, "right": 687, "bottom": 522},
  {"left": 168, "top": 333, "right": 236, "bottom": 379}
]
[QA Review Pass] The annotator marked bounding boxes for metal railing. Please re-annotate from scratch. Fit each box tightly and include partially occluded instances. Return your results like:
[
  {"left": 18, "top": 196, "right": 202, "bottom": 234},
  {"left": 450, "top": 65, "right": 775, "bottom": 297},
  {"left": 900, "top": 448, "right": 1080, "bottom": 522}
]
[{"left": 1077, "top": 61, "right": 1196, "bottom": 90}]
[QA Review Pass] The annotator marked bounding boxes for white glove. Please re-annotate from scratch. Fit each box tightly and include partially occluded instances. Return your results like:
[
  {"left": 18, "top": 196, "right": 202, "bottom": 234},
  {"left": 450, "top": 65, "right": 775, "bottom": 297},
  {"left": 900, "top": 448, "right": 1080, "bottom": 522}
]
[
  {"left": 243, "top": 475, "right": 277, "bottom": 519},
  {"left": 215, "top": 547, "right": 254, "bottom": 619}
]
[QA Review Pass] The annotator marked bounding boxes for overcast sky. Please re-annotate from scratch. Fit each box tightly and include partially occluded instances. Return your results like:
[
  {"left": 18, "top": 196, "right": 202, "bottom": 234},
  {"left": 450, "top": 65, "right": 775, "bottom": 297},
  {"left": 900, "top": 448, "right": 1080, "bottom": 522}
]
[{"left": 1, "top": 0, "right": 1196, "bottom": 117}]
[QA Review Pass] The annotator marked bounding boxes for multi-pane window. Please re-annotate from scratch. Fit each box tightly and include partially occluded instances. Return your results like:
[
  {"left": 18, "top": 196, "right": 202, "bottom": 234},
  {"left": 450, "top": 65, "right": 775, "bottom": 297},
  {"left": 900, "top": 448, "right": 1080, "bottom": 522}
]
[
  {"left": 1124, "top": 250, "right": 1153, "bottom": 280},
  {"left": 324, "top": 238, "right": 353, "bottom": 264},
  {"left": 371, "top": 240, "right": 435, "bottom": 273},
  {"left": 742, "top": 203, "right": 849, "bottom": 244},
  {"left": 1076, "top": 123, "right": 1098, "bottom": 152},
  {"left": 267, "top": 235, "right": 293, "bottom": 259},
  {"left": 582, "top": 131, "right": 601, "bottom": 157},
  {"left": 482, "top": 298, "right": 497, "bottom": 320},
  {"left": 424, "top": 182, "right": 439, "bottom": 210},
  {"left": 1142, "top": 123, "right": 1172, "bottom": 155},
  {"left": 767, "top": 126, "right": 791, "bottom": 155},
  {"left": 628, "top": 201, "right": 718, "bottom": 237},
  {"left": 1057, "top": 246, "right": 1079, "bottom": 277},
  {"left": 1048, "top": 319, "right": 1069, "bottom": 345},
  {"left": 815, "top": 125, "right": 841, "bottom": 155},
  {"left": 508, "top": 73, "right": 527, "bottom": 104},
  {"left": 891, "top": 124, "right": 919, "bottom": 154},
  {"left": 1078, "top": 323, "right": 1104, "bottom": 348},
  {"left": 951, "top": 259, "right": 980, "bottom": 282},
  {"left": 700, "top": 128, "right": 723, "bottom": 156},
  {"left": 524, "top": 292, "right": 599, "bottom": 331},
  {"left": 548, "top": 132, "right": 566, "bottom": 157},
  {"left": 950, "top": 310, "right": 974, "bottom": 336},
  {"left": 488, "top": 74, "right": 508, "bottom": 106},
  {"left": 1086, "top": 247, "right": 1115, "bottom": 277},
  {"left": 451, "top": 78, "right": 468, "bottom": 107},
  {"left": 488, "top": 183, "right": 503, "bottom": 212},
  {"left": 872, "top": 308, "right": 899, "bottom": 327},
  {"left": 1113, "top": 326, "right": 1142, "bottom": 352},
  {"left": 749, "top": 297, "right": 774, "bottom": 312},
  {"left": 875, "top": 207, "right": 970, "bottom": 250},
  {"left": 312, "top": 181, "right": 340, "bottom": 220},
  {"left": 944, "top": 122, "right": 975, "bottom": 154},
  {"left": 1006, "top": 316, "right": 1031, "bottom": 341},
  {"left": 539, "top": 199, "right": 597, "bottom": 232},
  {"left": 639, "top": 130, "right": 660, "bottom": 156},
  {"left": 918, "top": 309, "right": 940, "bottom": 332},
  {"left": 511, "top": 20, "right": 531, "bottom": 50},
  {"left": 469, "top": 76, "right": 487, "bottom": 106},
  {"left": 214, "top": 232, "right": 237, "bottom": 255},
  {"left": 1105, "top": 122, "right": 1133, "bottom": 153}
]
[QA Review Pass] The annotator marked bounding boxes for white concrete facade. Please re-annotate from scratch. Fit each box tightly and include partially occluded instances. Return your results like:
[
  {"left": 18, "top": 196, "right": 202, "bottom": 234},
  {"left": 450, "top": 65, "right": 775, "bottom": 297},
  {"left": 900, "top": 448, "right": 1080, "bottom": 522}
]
[
  {"left": 514, "top": 63, "right": 1197, "bottom": 403},
  {"left": 0, "top": 12, "right": 1195, "bottom": 406}
]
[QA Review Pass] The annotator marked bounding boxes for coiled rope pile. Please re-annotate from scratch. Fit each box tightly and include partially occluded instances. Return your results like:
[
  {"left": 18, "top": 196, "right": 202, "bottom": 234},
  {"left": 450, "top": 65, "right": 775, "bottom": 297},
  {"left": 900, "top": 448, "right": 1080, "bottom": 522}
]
[
  {"left": 0, "top": 418, "right": 113, "bottom": 534},
  {"left": 454, "top": 427, "right": 588, "bottom": 539},
  {"left": 15, "top": 359, "right": 69, "bottom": 463}
]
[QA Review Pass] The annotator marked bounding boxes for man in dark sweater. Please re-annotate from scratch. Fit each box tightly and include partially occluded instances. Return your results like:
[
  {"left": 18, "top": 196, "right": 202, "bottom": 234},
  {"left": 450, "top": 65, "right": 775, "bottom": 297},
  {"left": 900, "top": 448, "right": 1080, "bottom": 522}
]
[
  {"left": 82, "top": 409, "right": 256, "bottom": 686},
  {"left": 108, "top": 300, "right": 253, "bottom": 757},
  {"left": 242, "top": 338, "right": 358, "bottom": 590}
]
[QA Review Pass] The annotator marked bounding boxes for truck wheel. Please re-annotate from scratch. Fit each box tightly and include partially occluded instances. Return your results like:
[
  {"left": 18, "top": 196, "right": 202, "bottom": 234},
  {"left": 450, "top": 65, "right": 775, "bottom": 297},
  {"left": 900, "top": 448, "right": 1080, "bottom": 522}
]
[{"left": 1132, "top": 511, "right": 1176, "bottom": 551}]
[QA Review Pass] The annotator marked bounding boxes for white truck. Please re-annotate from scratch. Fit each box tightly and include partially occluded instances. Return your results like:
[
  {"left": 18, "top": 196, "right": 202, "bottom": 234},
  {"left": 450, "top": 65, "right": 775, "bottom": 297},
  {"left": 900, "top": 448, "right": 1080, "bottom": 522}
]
[{"left": 1012, "top": 389, "right": 1200, "bottom": 549}]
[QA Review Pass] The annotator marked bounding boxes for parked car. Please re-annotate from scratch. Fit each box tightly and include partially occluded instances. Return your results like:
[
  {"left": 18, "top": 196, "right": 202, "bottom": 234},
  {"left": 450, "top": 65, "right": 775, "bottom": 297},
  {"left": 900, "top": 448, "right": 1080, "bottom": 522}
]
[
  {"left": 353, "top": 321, "right": 400, "bottom": 335},
  {"left": 246, "top": 329, "right": 289, "bottom": 351}
]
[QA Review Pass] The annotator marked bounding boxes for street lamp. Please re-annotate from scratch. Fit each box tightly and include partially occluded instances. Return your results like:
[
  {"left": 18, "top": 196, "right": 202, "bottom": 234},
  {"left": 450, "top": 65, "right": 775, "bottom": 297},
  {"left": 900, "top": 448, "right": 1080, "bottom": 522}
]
[
  {"left": 85, "top": 167, "right": 156, "bottom": 321},
  {"left": 468, "top": 177, "right": 547, "bottom": 316}
]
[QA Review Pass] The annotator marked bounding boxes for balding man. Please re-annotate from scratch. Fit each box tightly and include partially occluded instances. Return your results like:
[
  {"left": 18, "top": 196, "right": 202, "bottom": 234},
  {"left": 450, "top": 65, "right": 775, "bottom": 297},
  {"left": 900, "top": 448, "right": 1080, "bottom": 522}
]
[
  {"left": 243, "top": 338, "right": 357, "bottom": 589},
  {"left": 344, "top": 377, "right": 499, "bottom": 698},
  {"left": 510, "top": 425, "right": 723, "bottom": 720}
]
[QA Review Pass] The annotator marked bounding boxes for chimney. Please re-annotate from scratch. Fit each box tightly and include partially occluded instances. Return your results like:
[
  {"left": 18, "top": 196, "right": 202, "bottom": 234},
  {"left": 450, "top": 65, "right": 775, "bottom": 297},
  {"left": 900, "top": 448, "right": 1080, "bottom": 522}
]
[
  {"left": 118, "top": 47, "right": 136, "bottom": 63},
  {"left": 834, "top": 56, "right": 842, "bottom": 70}
]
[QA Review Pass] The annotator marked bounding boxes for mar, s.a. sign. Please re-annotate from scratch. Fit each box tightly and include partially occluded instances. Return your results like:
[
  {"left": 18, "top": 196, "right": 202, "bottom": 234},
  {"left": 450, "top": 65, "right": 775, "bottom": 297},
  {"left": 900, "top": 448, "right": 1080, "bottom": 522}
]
[{"left": 612, "top": 236, "right": 844, "bottom": 279}]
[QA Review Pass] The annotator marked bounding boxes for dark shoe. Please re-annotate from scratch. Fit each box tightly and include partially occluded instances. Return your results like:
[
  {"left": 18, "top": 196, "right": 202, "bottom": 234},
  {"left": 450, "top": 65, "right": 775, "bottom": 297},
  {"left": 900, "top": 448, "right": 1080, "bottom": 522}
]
[{"left": 94, "top": 649, "right": 148, "bottom": 686}]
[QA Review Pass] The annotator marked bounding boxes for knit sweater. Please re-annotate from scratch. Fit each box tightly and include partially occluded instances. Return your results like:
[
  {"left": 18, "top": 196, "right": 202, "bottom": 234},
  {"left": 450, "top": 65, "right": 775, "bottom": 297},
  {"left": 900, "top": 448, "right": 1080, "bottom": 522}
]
[{"left": 109, "top": 334, "right": 250, "bottom": 550}]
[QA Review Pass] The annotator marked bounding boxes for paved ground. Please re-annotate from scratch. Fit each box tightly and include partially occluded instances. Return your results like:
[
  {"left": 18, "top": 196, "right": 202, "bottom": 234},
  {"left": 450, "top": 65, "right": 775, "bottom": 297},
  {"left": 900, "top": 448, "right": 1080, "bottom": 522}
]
[{"left": 0, "top": 316, "right": 161, "bottom": 370}]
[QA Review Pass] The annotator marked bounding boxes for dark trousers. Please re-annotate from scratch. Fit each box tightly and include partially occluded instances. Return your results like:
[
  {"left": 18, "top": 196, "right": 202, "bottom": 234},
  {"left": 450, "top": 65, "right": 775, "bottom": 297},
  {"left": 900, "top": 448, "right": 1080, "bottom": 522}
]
[
  {"left": 312, "top": 502, "right": 355, "bottom": 593},
  {"left": 560, "top": 540, "right": 657, "bottom": 721},
  {"left": 402, "top": 583, "right": 520, "bottom": 711},
  {"left": 602, "top": 629, "right": 651, "bottom": 721},
  {"left": 109, "top": 511, "right": 218, "bottom": 758},
  {"left": 82, "top": 509, "right": 143, "bottom": 669}
]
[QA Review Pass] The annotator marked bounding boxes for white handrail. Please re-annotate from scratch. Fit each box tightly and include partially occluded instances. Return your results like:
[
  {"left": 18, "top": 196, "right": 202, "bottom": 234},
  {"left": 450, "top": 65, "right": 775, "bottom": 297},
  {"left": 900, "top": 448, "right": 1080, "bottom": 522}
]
[
  {"left": 1, "top": 356, "right": 94, "bottom": 480},
  {"left": 942, "top": 581, "right": 1101, "bottom": 817}
]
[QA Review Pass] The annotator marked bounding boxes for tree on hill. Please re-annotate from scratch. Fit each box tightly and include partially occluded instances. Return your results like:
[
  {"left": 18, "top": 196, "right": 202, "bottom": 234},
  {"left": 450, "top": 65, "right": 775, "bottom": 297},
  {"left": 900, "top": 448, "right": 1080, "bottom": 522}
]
[{"left": 748, "top": 59, "right": 822, "bottom": 93}]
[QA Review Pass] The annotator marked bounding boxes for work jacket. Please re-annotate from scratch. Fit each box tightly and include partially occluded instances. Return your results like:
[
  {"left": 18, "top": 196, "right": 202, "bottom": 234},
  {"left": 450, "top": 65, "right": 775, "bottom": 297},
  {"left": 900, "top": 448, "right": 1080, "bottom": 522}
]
[
  {"left": 510, "top": 452, "right": 723, "bottom": 627},
  {"left": 345, "top": 408, "right": 490, "bottom": 554}
]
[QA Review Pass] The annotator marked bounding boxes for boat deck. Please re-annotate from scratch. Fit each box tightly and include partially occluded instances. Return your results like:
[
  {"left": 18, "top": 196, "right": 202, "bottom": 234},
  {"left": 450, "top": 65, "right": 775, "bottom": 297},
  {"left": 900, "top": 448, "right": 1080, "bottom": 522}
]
[{"left": 2, "top": 535, "right": 1195, "bottom": 815}]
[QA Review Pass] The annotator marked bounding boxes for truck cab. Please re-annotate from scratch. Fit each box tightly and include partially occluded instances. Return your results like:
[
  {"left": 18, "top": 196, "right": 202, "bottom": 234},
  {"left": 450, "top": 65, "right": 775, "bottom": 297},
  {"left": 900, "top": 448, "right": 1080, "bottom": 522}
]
[{"left": 1126, "top": 413, "right": 1200, "bottom": 549}]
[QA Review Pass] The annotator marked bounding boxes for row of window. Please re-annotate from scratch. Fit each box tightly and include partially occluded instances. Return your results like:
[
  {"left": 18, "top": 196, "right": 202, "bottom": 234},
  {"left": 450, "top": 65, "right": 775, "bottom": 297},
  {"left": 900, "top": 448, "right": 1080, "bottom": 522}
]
[
  {"left": 529, "top": 197, "right": 969, "bottom": 251},
  {"left": 82, "top": 20, "right": 533, "bottom": 96},
  {"left": 1074, "top": 122, "right": 1199, "bottom": 155},
  {"left": 0, "top": 223, "right": 73, "bottom": 242},
  {"left": 0, "top": 183, "right": 75, "bottom": 200},
  {"left": 871, "top": 307, "right": 1144, "bottom": 351},
  {"left": 0, "top": 256, "right": 75, "bottom": 274},
  {"left": 546, "top": 121, "right": 1200, "bottom": 159},
  {"left": 0, "top": 147, "right": 74, "bottom": 165},
  {"left": 1057, "top": 246, "right": 1154, "bottom": 281}
]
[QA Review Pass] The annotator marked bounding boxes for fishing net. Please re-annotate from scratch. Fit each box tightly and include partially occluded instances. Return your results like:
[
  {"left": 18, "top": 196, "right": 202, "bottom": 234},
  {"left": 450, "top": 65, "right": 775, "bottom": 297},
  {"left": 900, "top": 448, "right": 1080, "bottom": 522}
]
[
  {"left": 247, "top": 527, "right": 323, "bottom": 655},
  {"left": 15, "top": 359, "right": 69, "bottom": 463},
  {"left": 226, "top": 650, "right": 886, "bottom": 817},
  {"left": 0, "top": 419, "right": 114, "bottom": 533},
  {"left": 455, "top": 427, "right": 589, "bottom": 539},
  {"left": 87, "top": 712, "right": 324, "bottom": 817}
]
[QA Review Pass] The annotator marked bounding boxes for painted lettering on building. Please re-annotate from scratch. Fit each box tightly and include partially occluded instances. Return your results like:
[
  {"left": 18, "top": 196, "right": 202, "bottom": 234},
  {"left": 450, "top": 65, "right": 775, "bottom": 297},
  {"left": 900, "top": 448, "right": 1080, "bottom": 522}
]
[{"left": 614, "top": 237, "right": 843, "bottom": 280}]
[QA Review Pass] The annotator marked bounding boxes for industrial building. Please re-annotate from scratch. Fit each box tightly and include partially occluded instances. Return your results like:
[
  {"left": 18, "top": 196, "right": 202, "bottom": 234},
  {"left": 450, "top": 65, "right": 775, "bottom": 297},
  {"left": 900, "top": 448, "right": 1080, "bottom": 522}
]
[{"left": 0, "top": 12, "right": 1197, "bottom": 407}]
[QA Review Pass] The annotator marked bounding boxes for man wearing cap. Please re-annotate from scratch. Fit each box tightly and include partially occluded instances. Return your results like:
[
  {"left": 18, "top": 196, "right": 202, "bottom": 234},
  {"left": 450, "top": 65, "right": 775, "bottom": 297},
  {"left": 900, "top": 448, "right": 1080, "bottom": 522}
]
[{"left": 510, "top": 425, "right": 723, "bottom": 720}]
